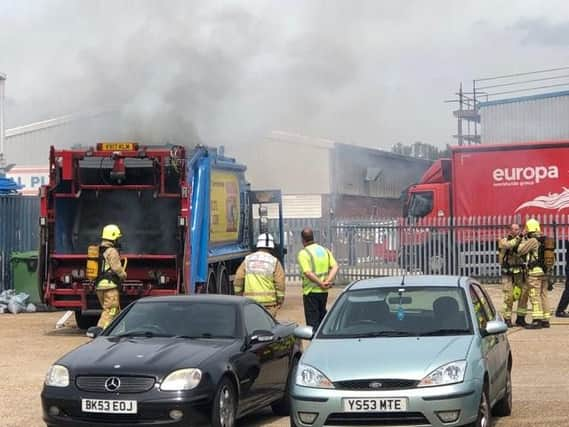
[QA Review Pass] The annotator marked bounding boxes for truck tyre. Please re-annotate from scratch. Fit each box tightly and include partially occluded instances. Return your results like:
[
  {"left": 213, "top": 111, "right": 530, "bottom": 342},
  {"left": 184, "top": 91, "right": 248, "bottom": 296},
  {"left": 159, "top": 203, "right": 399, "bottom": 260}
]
[
  {"left": 74, "top": 311, "right": 98, "bottom": 330},
  {"left": 216, "top": 264, "right": 232, "bottom": 295},
  {"left": 206, "top": 268, "right": 217, "bottom": 294}
]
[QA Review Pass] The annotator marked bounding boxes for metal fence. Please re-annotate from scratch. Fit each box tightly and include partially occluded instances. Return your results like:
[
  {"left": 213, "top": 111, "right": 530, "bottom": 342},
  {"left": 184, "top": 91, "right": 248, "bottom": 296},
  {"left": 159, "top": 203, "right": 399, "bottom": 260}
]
[
  {"left": 0, "top": 196, "right": 39, "bottom": 290},
  {"left": 280, "top": 215, "right": 569, "bottom": 283}
]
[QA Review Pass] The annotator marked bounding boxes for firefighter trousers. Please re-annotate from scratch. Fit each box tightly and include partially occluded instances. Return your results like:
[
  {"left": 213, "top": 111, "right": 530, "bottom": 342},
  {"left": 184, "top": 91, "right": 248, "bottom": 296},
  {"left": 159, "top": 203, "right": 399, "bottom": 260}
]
[
  {"left": 96, "top": 288, "right": 121, "bottom": 329},
  {"left": 527, "top": 276, "right": 545, "bottom": 321},
  {"left": 540, "top": 277, "right": 551, "bottom": 320},
  {"left": 501, "top": 272, "right": 523, "bottom": 320},
  {"left": 516, "top": 276, "right": 530, "bottom": 320}
]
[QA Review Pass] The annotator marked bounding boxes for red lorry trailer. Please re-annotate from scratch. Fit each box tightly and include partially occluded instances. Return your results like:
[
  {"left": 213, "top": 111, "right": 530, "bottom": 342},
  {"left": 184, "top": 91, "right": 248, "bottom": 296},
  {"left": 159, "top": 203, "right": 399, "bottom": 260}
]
[{"left": 402, "top": 140, "right": 569, "bottom": 274}]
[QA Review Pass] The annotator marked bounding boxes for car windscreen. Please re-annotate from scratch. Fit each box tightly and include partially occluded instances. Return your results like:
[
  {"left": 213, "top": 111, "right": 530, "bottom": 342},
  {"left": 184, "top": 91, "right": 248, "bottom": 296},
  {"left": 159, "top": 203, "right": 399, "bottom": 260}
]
[
  {"left": 106, "top": 301, "right": 239, "bottom": 338},
  {"left": 319, "top": 286, "right": 472, "bottom": 338}
]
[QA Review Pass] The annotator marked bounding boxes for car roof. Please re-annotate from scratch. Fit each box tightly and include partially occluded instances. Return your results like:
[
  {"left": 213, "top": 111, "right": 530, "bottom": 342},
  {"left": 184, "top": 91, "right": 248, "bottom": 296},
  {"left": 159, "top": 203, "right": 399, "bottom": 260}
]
[
  {"left": 136, "top": 295, "right": 249, "bottom": 305},
  {"left": 348, "top": 275, "right": 470, "bottom": 291}
]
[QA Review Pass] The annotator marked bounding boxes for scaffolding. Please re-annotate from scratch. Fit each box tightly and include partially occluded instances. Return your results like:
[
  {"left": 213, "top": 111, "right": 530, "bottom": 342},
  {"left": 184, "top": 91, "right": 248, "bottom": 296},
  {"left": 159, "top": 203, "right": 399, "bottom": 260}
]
[{"left": 448, "top": 66, "right": 569, "bottom": 145}]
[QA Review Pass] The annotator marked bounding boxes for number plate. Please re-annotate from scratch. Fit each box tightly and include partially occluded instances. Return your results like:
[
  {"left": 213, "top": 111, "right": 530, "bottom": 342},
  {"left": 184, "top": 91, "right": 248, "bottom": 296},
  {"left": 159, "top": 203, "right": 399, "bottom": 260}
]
[
  {"left": 81, "top": 399, "right": 137, "bottom": 414},
  {"left": 343, "top": 398, "right": 407, "bottom": 412},
  {"left": 97, "top": 143, "right": 137, "bottom": 151}
]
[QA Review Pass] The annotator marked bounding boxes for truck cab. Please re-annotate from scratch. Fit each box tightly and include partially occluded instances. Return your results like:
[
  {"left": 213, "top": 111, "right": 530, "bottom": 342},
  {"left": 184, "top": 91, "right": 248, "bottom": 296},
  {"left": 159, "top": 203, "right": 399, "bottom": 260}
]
[{"left": 404, "top": 159, "right": 452, "bottom": 220}]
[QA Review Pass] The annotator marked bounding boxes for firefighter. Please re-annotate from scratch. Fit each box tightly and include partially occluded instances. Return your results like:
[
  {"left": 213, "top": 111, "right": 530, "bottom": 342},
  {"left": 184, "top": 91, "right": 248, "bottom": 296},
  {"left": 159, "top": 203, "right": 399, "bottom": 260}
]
[
  {"left": 297, "top": 227, "right": 339, "bottom": 330},
  {"left": 517, "top": 219, "right": 550, "bottom": 329},
  {"left": 555, "top": 263, "right": 569, "bottom": 317},
  {"left": 498, "top": 224, "right": 524, "bottom": 327},
  {"left": 234, "top": 233, "right": 286, "bottom": 317},
  {"left": 95, "top": 224, "right": 127, "bottom": 329}
]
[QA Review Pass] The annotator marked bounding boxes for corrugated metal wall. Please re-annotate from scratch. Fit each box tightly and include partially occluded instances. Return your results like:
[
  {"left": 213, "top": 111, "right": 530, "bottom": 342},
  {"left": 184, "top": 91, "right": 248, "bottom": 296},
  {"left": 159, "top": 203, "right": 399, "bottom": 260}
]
[
  {"left": 333, "top": 144, "right": 432, "bottom": 199},
  {"left": 480, "top": 92, "right": 569, "bottom": 144},
  {"left": 0, "top": 196, "right": 39, "bottom": 290}
]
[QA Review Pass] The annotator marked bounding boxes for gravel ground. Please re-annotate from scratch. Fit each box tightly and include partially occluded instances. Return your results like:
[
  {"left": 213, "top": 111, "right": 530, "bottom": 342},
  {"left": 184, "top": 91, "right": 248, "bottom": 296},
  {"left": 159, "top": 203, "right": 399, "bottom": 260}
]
[{"left": 0, "top": 282, "right": 567, "bottom": 427}]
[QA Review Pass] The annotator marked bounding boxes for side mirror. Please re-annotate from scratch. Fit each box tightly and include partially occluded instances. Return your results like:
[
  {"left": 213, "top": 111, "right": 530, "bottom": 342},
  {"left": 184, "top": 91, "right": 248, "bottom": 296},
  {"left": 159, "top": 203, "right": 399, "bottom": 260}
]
[
  {"left": 294, "top": 325, "right": 314, "bottom": 340},
  {"left": 86, "top": 326, "right": 104, "bottom": 339},
  {"left": 250, "top": 329, "right": 275, "bottom": 344},
  {"left": 484, "top": 320, "right": 508, "bottom": 336}
]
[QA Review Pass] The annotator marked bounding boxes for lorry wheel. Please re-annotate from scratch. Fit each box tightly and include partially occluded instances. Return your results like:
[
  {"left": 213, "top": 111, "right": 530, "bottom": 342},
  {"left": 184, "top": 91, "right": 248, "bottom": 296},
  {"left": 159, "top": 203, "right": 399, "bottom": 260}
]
[
  {"left": 74, "top": 311, "right": 98, "bottom": 330},
  {"left": 216, "top": 264, "right": 231, "bottom": 295},
  {"left": 206, "top": 269, "right": 217, "bottom": 294}
]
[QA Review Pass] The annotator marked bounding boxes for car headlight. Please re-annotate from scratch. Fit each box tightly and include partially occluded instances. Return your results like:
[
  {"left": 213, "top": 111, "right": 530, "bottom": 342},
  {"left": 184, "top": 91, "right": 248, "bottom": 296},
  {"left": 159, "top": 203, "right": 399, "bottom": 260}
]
[
  {"left": 418, "top": 360, "right": 467, "bottom": 387},
  {"left": 296, "top": 363, "right": 334, "bottom": 389},
  {"left": 161, "top": 368, "right": 202, "bottom": 391},
  {"left": 45, "top": 365, "right": 70, "bottom": 387}
]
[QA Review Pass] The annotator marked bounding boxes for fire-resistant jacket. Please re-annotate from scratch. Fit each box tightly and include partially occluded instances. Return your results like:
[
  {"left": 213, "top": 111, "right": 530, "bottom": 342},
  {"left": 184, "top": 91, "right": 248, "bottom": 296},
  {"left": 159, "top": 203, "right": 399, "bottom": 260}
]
[
  {"left": 517, "top": 236, "right": 544, "bottom": 277},
  {"left": 234, "top": 250, "right": 285, "bottom": 306},
  {"left": 96, "top": 241, "right": 127, "bottom": 290},
  {"left": 297, "top": 243, "right": 337, "bottom": 296},
  {"left": 498, "top": 234, "right": 523, "bottom": 274}
]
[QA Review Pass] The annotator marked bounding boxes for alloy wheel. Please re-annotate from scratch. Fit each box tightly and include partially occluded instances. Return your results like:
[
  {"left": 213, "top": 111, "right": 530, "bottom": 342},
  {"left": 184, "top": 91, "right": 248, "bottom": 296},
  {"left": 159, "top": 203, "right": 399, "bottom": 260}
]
[
  {"left": 218, "top": 385, "right": 235, "bottom": 427},
  {"left": 479, "top": 389, "right": 490, "bottom": 427}
]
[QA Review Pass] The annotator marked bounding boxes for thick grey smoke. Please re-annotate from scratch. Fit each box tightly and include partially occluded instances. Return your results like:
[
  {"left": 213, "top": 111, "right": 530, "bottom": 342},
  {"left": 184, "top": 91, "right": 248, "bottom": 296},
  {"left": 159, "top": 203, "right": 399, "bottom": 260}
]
[{"left": 2, "top": 0, "right": 569, "bottom": 151}]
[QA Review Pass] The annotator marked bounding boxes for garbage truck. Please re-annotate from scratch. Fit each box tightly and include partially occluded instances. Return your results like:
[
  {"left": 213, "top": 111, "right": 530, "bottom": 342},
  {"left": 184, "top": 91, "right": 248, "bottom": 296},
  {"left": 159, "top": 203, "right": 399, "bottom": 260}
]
[{"left": 38, "top": 142, "right": 285, "bottom": 328}]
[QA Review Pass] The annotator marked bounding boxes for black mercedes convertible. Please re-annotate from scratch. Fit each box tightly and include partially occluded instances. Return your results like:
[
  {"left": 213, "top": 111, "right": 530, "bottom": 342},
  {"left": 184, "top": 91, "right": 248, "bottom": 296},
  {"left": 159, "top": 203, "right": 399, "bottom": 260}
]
[{"left": 41, "top": 295, "right": 301, "bottom": 427}]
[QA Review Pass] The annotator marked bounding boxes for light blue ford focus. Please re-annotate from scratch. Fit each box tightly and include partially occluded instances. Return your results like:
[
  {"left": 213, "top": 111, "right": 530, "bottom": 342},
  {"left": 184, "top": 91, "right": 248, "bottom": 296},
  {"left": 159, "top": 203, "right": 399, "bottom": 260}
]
[{"left": 290, "top": 276, "right": 512, "bottom": 427}]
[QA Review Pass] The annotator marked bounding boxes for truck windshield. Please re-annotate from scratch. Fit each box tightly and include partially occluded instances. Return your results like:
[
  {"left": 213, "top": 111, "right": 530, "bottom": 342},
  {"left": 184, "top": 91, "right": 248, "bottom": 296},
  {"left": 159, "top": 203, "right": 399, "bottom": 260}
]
[{"left": 407, "top": 191, "right": 433, "bottom": 218}]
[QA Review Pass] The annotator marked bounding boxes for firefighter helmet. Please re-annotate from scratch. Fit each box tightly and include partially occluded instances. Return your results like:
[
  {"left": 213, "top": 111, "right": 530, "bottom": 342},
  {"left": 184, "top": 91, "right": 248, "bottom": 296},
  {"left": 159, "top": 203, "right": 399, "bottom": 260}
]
[
  {"left": 102, "top": 224, "right": 123, "bottom": 241},
  {"left": 525, "top": 219, "right": 541, "bottom": 234},
  {"left": 257, "top": 233, "right": 275, "bottom": 249}
]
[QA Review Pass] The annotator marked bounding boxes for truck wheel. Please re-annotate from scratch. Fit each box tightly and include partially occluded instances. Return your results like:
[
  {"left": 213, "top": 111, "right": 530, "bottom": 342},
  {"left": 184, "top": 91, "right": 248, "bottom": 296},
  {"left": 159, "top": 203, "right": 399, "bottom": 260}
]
[
  {"left": 74, "top": 311, "right": 98, "bottom": 330},
  {"left": 206, "top": 269, "right": 217, "bottom": 294},
  {"left": 216, "top": 264, "right": 231, "bottom": 295}
]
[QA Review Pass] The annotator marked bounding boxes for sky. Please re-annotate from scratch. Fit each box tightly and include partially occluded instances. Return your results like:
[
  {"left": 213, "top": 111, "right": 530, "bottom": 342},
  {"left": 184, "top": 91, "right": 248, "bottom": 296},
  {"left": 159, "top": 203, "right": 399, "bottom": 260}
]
[{"left": 2, "top": 0, "right": 569, "bottom": 150}]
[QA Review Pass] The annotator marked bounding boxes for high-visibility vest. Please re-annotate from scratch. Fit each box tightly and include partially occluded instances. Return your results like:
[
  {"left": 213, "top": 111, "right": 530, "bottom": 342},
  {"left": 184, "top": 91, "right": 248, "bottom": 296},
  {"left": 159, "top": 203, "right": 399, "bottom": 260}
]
[
  {"left": 300, "top": 244, "right": 332, "bottom": 295},
  {"left": 243, "top": 251, "right": 278, "bottom": 306}
]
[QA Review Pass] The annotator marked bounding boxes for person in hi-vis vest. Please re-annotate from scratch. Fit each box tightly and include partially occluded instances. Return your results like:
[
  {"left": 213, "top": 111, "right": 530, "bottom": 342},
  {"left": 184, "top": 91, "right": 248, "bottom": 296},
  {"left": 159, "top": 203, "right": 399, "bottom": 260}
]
[
  {"left": 234, "top": 233, "right": 285, "bottom": 317},
  {"left": 297, "top": 227, "right": 339, "bottom": 330}
]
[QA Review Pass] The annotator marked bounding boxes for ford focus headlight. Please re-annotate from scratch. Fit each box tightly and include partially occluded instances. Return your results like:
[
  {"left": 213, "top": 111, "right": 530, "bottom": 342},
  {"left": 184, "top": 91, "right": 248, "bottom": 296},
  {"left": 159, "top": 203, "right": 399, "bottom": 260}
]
[
  {"left": 45, "top": 365, "right": 70, "bottom": 387},
  {"left": 296, "top": 363, "right": 334, "bottom": 389},
  {"left": 418, "top": 360, "right": 467, "bottom": 387},
  {"left": 161, "top": 368, "right": 202, "bottom": 391}
]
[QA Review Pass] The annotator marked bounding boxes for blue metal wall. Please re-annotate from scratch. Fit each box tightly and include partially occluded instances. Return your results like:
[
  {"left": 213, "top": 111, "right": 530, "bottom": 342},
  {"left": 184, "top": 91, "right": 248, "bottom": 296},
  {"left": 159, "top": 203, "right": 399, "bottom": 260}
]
[{"left": 0, "top": 196, "right": 39, "bottom": 290}]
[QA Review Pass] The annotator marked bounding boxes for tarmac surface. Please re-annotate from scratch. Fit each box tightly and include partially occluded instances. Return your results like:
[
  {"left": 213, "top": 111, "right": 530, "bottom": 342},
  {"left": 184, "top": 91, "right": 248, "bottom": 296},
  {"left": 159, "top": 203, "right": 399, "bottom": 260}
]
[{"left": 0, "top": 282, "right": 568, "bottom": 426}]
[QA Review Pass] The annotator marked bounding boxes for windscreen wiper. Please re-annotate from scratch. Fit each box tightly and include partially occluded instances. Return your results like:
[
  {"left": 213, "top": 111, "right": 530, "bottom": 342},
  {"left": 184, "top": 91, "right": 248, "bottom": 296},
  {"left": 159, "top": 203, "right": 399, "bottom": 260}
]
[
  {"left": 354, "top": 330, "right": 416, "bottom": 338},
  {"left": 173, "top": 334, "right": 236, "bottom": 339},
  {"left": 113, "top": 331, "right": 173, "bottom": 338},
  {"left": 419, "top": 329, "right": 471, "bottom": 336}
]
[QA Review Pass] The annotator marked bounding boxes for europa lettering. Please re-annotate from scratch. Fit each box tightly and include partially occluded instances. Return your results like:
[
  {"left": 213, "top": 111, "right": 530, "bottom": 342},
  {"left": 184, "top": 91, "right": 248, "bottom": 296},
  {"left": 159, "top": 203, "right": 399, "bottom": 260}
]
[{"left": 492, "top": 166, "right": 558, "bottom": 184}]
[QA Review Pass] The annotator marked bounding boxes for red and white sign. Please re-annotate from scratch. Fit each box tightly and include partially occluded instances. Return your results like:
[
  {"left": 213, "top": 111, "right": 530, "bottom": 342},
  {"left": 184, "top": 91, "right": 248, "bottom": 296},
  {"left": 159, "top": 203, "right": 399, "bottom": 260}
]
[
  {"left": 6, "top": 166, "right": 49, "bottom": 196},
  {"left": 453, "top": 144, "right": 569, "bottom": 216}
]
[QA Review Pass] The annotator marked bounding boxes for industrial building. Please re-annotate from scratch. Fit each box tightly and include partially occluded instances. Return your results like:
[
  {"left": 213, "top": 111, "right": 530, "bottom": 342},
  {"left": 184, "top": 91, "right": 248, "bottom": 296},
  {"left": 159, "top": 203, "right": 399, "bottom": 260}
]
[
  {"left": 479, "top": 91, "right": 569, "bottom": 144},
  {"left": 240, "top": 131, "right": 432, "bottom": 219}
]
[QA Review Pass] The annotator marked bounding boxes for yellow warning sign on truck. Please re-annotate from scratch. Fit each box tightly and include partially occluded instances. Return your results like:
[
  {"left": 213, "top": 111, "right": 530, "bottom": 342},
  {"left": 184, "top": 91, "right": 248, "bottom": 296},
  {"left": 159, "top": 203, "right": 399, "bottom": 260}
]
[{"left": 210, "top": 171, "right": 240, "bottom": 243}]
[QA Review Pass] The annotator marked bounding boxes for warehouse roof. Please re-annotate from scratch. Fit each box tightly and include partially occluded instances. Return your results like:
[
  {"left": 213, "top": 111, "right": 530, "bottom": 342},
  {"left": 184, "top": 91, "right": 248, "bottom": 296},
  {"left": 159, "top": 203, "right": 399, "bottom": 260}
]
[{"left": 479, "top": 90, "right": 569, "bottom": 107}]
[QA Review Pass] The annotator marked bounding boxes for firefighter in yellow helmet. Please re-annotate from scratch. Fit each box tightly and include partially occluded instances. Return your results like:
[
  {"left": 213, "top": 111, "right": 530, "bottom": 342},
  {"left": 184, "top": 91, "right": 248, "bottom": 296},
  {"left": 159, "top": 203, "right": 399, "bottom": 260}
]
[
  {"left": 517, "top": 219, "right": 550, "bottom": 329},
  {"left": 95, "top": 224, "right": 127, "bottom": 329},
  {"left": 234, "top": 233, "right": 286, "bottom": 317}
]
